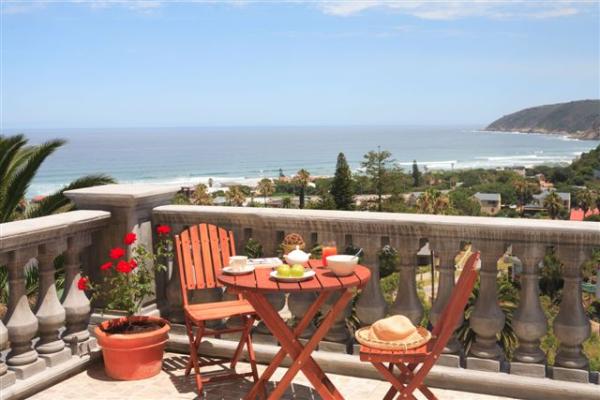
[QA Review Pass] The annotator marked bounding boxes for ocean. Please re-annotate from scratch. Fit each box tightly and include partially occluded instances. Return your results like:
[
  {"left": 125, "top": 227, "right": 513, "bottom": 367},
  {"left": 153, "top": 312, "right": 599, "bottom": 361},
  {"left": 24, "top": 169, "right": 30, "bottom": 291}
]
[{"left": 4, "top": 126, "right": 599, "bottom": 197}]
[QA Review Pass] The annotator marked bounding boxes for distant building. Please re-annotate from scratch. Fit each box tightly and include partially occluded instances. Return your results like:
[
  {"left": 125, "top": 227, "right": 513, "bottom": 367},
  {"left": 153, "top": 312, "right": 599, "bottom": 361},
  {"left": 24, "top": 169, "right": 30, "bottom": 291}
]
[
  {"left": 593, "top": 169, "right": 600, "bottom": 180},
  {"left": 473, "top": 192, "right": 501, "bottom": 215},
  {"left": 535, "top": 173, "right": 554, "bottom": 190},
  {"left": 570, "top": 208, "right": 600, "bottom": 221},
  {"left": 525, "top": 190, "right": 571, "bottom": 213}
]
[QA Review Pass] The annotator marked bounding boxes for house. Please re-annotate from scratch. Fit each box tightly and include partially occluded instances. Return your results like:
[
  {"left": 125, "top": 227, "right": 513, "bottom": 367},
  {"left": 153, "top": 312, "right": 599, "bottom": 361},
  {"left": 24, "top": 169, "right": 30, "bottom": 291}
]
[
  {"left": 535, "top": 173, "right": 554, "bottom": 190},
  {"left": 473, "top": 192, "right": 501, "bottom": 215},
  {"left": 524, "top": 190, "right": 571, "bottom": 213},
  {"left": 593, "top": 168, "right": 600, "bottom": 180},
  {"left": 570, "top": 208, "right": 600, "bottom": 221}
]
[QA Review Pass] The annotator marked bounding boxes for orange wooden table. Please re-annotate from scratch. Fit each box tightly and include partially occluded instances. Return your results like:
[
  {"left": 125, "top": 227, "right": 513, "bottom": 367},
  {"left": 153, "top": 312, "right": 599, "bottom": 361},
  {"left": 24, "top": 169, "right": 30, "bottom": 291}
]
[{"left": 218, "top": 260, "right": 371, "bottom": 400}]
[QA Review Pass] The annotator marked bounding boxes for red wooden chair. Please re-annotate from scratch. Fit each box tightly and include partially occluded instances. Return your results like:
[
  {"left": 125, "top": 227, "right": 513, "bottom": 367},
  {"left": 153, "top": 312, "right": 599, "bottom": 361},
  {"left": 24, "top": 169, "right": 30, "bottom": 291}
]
[
  {"left": 359, "top": 252, "right": 481, "bottom": 400},
  {"left": 174, "top": 223, "right": 260, "bottom": 395}
]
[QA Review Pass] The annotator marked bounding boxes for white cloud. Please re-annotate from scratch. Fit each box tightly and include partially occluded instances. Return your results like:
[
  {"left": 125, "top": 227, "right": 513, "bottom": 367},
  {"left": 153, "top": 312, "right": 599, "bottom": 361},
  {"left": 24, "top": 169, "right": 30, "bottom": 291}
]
[
  {"left": 316, "top": 1, "right": 588, "bottom": 20},
  {"left": 1, "top": 0, "right": 163, "bottom": 15}
]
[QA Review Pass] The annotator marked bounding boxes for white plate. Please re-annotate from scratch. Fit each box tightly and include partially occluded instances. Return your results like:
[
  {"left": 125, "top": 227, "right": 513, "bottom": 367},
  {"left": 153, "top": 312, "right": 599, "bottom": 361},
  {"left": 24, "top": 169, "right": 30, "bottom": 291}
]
[
  {"left": 222, "top": 265, "right": 255, "bottom": 275},
  {"left": 270, "top": 269, "right": 316, "bottom": 282}
]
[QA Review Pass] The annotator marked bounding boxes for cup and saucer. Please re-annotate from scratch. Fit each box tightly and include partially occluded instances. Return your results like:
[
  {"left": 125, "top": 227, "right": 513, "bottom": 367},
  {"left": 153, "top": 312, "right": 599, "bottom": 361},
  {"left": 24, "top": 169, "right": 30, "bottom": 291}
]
[{"left": 223, "top": 256, "right": 255, "bottom": 275}]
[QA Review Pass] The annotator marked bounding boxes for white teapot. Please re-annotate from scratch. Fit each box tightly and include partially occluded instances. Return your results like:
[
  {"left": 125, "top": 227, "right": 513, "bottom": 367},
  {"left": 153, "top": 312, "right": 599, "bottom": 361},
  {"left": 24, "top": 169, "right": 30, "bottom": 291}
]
[{"left": 284, "top": 246, "right": 311, "bottom": 265}]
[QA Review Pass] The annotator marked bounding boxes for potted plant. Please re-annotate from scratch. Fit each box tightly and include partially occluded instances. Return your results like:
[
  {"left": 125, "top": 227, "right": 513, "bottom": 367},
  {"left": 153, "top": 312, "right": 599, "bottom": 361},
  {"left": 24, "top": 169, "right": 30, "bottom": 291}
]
[{"left": 78, "top": 224, "right": 173, "bottom": 380}]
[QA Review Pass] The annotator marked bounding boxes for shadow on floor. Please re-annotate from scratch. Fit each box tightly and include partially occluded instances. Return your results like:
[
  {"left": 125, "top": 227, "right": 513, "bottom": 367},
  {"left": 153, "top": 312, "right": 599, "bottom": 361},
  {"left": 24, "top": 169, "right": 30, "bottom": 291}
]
[{"left": 161, "top": 354, "right": 320, "bottom": 399}]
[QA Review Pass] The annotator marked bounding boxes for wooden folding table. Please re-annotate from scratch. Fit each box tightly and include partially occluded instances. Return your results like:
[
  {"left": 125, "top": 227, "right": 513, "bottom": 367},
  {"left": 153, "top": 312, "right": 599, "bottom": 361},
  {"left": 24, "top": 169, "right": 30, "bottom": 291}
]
[{"left": 218, "top": 260, "right": 371, "bottom": 400}]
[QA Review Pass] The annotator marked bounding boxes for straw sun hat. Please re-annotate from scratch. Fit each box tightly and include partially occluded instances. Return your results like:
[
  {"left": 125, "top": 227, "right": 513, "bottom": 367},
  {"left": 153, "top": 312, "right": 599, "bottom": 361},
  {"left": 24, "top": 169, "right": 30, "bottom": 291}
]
[{"left": 355, "top": 315, "right": 431, "bottom": 351}]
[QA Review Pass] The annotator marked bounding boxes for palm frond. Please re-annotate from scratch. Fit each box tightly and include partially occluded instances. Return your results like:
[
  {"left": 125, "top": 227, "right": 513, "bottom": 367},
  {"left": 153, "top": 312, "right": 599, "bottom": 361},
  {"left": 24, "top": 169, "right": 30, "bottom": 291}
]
[
  {"left": 0, "top": 139, "right": 65, "bottom": 222},
  {"left": 25, "top": 174, "right": 115, "bottom": 219},
  {"left": 0, "top": 134, "right": 27, "bottom": 182}
]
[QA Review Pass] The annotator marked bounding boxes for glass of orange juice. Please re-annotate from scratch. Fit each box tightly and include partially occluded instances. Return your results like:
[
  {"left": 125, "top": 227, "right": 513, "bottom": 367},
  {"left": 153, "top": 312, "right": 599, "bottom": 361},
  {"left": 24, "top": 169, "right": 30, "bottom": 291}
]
[{"left": 322, "top": 241, "right": 337, "bottom": 266}]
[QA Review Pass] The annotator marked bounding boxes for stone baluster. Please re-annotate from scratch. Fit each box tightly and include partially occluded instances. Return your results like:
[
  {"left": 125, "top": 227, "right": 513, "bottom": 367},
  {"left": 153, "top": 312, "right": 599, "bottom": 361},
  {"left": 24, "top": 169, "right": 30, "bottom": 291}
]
[
  {"left": 5, "top": 248, "right": 46, "bottom": 378},
  {"left": 61, "top": 235, "right": 92, "bottom": 351},
  {"left": 510, "top": 244, "right": 547, "bottom": 377},
  {"left": 429, "top": 240, "right": 463, "bottom": 366},
  {"left": 390, "top": 238, "right": 423, "bottom": 325},
  {"left": 355, "top": 259, "right": 387, "bottom": 326},
  {"left": 321, "top": 291, "right": 353, "bottom": 353},
  {"left": 0, "top": 318, "right": 16, "bottom": 389},
  {"left": 288, "top": 292, "right": 318, "bottom": 338},
  {"left": 34, "top": 241, "right": 70, "bottom": 366},
  {"left": 553, "top": 246, "right": 591, "bottom": 382},
  {"left": 467, "top": 244, "right": 506, "bottom": 372}
]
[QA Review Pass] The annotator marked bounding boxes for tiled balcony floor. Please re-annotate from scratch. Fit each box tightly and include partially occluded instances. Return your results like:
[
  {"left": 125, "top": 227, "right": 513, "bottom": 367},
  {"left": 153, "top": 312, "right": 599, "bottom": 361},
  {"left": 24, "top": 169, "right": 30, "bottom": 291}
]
[{"left": 30, "top": 352, "right": 518, "bottom": 400}]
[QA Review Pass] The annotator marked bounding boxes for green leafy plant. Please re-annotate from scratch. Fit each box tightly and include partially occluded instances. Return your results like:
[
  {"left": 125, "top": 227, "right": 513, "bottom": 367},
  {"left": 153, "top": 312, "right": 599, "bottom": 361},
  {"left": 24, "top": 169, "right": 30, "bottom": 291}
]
[
  {"left": 377, "top": 245, "right": 399, "bottom": 278},
  {"left": 244, "top": 238, "right": 263, "bottom": 258},
  {"left": 78, "top": 226, "right": 172, "bottom": 317}
]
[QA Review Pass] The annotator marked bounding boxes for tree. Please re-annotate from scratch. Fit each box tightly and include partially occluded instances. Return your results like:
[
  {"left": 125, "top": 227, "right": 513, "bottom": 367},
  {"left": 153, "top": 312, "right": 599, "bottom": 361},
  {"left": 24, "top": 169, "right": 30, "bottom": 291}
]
[
  {"left": 282, "top": 196, "right": 292, "bottom": 208},
  {"left": 412, "top": 160, "right": 422, "bottom": 187},
  {"left": 330, "top": 152, "right": 354, "bottom": 210},
  {"left": 294, "top": 169, "right": 310, "bottom": 209},
  {"left": 416, "top": 189, "right": 452, "bottom": 215},
  {"left": 576, "top": 189, "right": 595, "bottom": 215},
  {"left": 361, "top": 148, "right": 393, "bottom": 212},
  {"left": 449, "top": 190, "right": 481, "bottom": 216},
  {"left": 514, "top": 179, "right": 537, "bottom": 214},
  {"left": 0, "top": 134, "right": 114, "bottom": 222},
  {"left": 257, "top": 178, "right": 275, "bottom": 206},
  {"left": 278, "top": 168, "right": 285, "bottom": 179},
  {"left": 225, "top": 185, "right": 246, "bottom": 206},
  {"left": 192, "top": 184, "right": 213, "bottom": 205},
  {"left": 543, "top": 191, "right": 564, "bottom": 219}
]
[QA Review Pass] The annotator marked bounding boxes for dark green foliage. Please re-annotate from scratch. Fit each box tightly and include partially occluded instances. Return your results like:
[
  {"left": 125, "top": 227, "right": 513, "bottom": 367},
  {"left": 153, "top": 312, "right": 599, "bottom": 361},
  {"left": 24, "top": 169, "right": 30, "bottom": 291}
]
[
  {"left": 361, "top": 148, "right": 394, "bottom": 212},
  {"left": 330, "top": 153, "right": 354, "bottom": 210},
  {"left": 449, "top": 189, "right": 481, "bottom": 216},
  {"left": 412, "top": 160, "right": 421, "bottom": 187},
  {"left": 244, "top": 238, "right": 263, "bottom": 258},
  {"left": 539, "top": 251, "right": 564, "bottom": 303},
  {"left": 377, "top": 245, "right": 399, "bottom": 278}
]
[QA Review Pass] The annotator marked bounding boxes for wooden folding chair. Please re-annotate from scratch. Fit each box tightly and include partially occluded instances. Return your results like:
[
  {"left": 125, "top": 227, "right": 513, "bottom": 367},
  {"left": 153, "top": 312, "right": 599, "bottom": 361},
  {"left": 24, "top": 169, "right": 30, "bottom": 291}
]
[
  {"left": 360, "top": 252, "right": 481, "bottom": 400},
  {"left": 174, "top": 223, "right": 260, "bottom": 396}
]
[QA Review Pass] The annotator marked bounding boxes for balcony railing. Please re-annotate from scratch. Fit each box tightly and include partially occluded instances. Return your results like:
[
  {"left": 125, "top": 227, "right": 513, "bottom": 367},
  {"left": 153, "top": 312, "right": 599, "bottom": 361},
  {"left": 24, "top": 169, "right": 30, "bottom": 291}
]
[
  {"left": 0, "top": 210, "right": 110, "bottom": 396},
  {"left": 0, "top": 184, "right": 598, "bottom": 399}
]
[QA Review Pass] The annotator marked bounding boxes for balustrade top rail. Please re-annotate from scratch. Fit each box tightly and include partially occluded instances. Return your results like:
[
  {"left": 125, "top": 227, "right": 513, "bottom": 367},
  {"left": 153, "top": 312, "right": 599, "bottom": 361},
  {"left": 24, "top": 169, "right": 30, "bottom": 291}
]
[
  {"left": 153, "top": 205, "right": 599, "bottom": 247},
  {"left": 0, "top": 210, "right": 111, "bottom": 253}
]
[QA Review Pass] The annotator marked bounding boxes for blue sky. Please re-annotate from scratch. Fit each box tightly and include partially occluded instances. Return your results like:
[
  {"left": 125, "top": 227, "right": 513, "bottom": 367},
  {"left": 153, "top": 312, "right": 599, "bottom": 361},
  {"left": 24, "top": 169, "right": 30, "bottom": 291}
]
[{"left": 1, "top": 1, "right": 599, "bottom": 128}]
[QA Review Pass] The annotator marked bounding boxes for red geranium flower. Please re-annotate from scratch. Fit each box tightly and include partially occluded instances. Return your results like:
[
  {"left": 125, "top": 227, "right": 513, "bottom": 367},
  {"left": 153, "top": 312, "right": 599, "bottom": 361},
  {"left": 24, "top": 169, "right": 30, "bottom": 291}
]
[
  {"left": 116, "top": 260, "right": 133, "bottom": 274},
  {"left": 156, "top": 225, "right": 171, "bottom": 236},
  {"left": 109, "top": 247, "right": 125, "bottom": 260},
  {"left": 77, "top": 277, "right": 89, "bottom": 290},
  {"left": 129, "top": 259, "right": 138, "bottom": 270},
  {"left": 100, "top": 261, "right": 113, "bottom": 271},
  {"left": 123, "top": 232, "right": 137, "bottom": 245}
]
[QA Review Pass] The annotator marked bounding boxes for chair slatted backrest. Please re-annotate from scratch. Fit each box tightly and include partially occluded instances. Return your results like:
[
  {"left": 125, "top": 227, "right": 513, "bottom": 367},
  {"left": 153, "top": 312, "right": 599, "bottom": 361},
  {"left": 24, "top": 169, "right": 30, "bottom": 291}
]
[
  {"left": 174, "top": 223, "right": 236, "bottom": 306},
  {"left": 431, "top": 252, "right": 480, "bottom": 348}
]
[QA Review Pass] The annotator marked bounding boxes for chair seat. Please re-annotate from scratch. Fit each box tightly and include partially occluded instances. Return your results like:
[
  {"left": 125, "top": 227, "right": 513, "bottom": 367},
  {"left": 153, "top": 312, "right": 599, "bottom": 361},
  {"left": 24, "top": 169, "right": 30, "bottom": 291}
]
[
  {"left": 185, "top": 300, "right": 256, "bottom": 322},
  {"left": 359, "top": 339, "right": 435, "bottom": 363}
]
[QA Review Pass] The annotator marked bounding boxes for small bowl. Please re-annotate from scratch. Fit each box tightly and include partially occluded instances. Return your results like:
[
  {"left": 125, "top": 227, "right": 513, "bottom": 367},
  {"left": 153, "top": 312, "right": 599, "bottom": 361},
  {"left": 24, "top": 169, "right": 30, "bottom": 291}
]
[{"left": 326, "top": 255, "right": 358, "bottom": 276}]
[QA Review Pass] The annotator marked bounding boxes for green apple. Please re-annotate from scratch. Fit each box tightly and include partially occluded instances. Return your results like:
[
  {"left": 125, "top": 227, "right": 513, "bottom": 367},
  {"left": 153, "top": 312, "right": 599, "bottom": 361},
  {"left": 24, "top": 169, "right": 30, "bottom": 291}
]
[
  {"left": 277, "top": 264, "right": 291, "bottom": 277},
  {"left": 290, "top": 264, "right": 305, "bottom": 277}
]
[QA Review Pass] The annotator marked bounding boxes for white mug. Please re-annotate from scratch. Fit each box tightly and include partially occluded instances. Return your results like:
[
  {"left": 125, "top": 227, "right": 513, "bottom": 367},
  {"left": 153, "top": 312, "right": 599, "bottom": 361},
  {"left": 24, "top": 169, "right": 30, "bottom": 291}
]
[{"left": 229, "top": 256, "right": 248, "bottom": 270}]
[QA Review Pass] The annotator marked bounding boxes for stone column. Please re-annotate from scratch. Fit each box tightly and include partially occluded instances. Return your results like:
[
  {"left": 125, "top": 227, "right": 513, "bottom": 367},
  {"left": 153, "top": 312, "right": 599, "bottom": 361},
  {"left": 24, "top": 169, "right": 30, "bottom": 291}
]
[
  {"left": 0, "top": 318, "right": 16, "bottom": 389},
  {"left": 253, "top": 293, "right": 286, "bottom": 343},
  {"left": 467, "top": 244, "right": 506, "bottom": 372},
  {"left": 34, "top": 241, "right": 72, "bottom": 366},
  {"left": 4, "top": 248, "right": 46, "bottom": 379},
  {"left": 390, "top": 239, "right": 424, "bottom": 325},
  {"left": 510, "top": 244, "right": 547, "bottom": 378},
  {"left": 61, "top": 234, "right": 93, "bottom": 352},
  {"left": 355, "top": 260, "right": 386, "bottom": 326},
  {"left": 288, "top": 292, "right": 318, "bottom": 338},
  {"left": 65, "top": 184, "right": 179, "bottom": 320},
  {"left": 429, "top": 240, "right": 463, "bottom": 367},
  {"left": 553, "top": 246, "right": 591, "bottom": 383}
]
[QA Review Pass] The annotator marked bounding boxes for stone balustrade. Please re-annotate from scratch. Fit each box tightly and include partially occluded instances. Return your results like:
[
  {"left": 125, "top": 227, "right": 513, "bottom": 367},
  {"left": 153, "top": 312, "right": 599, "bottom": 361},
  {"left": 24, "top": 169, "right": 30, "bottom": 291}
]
[
  {"left": 153, "top": 205, "right": 600, "bottom": 384},
  {"left": 0, "top": 210, "right": 110, "bottom": 390}
]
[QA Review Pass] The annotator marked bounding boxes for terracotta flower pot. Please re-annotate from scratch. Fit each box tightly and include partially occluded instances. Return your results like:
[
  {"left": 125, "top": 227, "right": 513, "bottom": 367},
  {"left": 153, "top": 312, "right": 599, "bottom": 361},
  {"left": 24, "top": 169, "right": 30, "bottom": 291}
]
[{"left": 95, "top": 316, "right": 170, "bottom": 380}]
